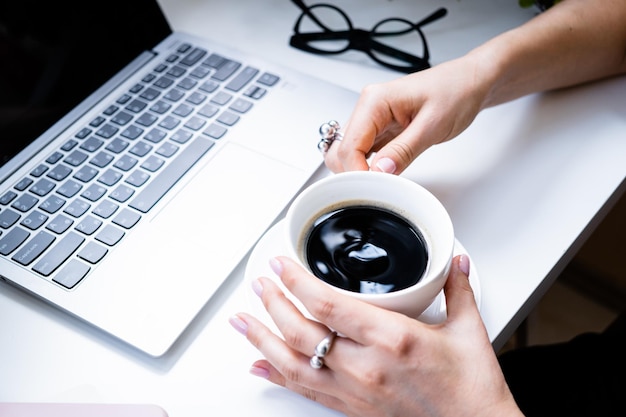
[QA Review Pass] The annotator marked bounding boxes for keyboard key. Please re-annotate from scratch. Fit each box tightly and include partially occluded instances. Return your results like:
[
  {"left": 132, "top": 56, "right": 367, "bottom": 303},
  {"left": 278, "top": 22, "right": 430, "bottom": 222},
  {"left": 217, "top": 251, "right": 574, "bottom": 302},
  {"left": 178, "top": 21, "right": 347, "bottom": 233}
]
[
  {"left": 46, "top": 214, "right": 74, "bottom": 234},
  {"left": 211, "top": 91, "right": 233, "bottom": 106},
  {"left": 173, "top": 103, "right": 194, "bottom": 117},
  {"left": 39, "top": 196, "right": 66, "bottom": 214},
  {"left": 111, "top": 110, "right": 134, "bottom": 125},
  {"left": 98, "top": 169, "right": 123, "bottom": 186},
  {"left": 243, "top": 85, "right": 267, "bottom": 99},
  {"left": 57, "top": 180, "right": 82, "bottom": 198},
  {"left": 20, "top": 211, "right": 48, "bottom": 230},
  {"left": 141, "top": 155, "right": 165, "bottom": 172},
  {"left": 156, "top": 142, "right": 179, "bottom": 158},
  {"left": 125, "top": 170, "right": 150, "bottom": 187},
  {"left": 30, "top": 178, "right": 55, "bottom": 197},
  {"left": 89, "top": 151, "right": 114, "bottom": 168},
  {"left": 77, "top": 241, "right": 108, "bottom": 264},
  {"left": 12, "top": 194, "right": 39, "bottom": 212},
  {"left": 150, "top": 100, "right": 171, "bottom": 114},
  {"left": 258, "top": 72, "right": 280, "bottom": 86},
  {"left": 217, "top": 111, "right": 240, "bottom": 126},
  {"left": 139, "top": 87, "right": 160, "bottom": 102},
  {"left": 144, "top": 128, "right": 167, "bottom": 143},
  {"left": 75, "top": 215, "right": 103, "bottom": 235},
  {"left": 12, "top": 231, "right": 55, "bottom": 266},
  {"left": 202, "top": 123, "right": 227, "bottom": 139},
  {"left": 229, "top": 98, "right": 253, "bottom": 114},
  {"left": 47, "top": 164, "right": 73, "bottom": 180},
  {"left": 73, "top": 166, "right": 99, "bottom": 183},
  {"left": 129, "top": 141, "right": 153, "bottom": 157},
  {"left": 166, "top": 65, "right": 186, "bottom": 78},
  {"left": 0, "top": 191, "right": 18, "bottom": 205},
  {"left": 52, "top": 259, "right": 90, "bottom": 289},
  {"left": 0, "top": 227, "right": 30, "bottom": 255},
  {"left": 95, "top": 224, "right": 125, "bottom": 246},
  {"left": 80, "top": 137, "right": 104, "bottom": 152},
  {"left": 93, "top": 200, "right": 119, "bottom": 219},
  {"left": 212, "top": 60, "right": 241, "bottom": 81},
  {"left": 226, "top": 66, "right": 259, "bottom": 92},
  {"left": 113, "top": 155, "right": 138, "bottom": 171},
  {"left": 64, "top": 151, "right": 88, "bottom": 167},
  {"left": 126, "top": 99, "right": 147, "bottom": 113},
  {"left": 95, "top": 124, "right": 119, "bottom": 139},
  {"left": 112, "top": 208, "right": 141, "bottom": 229},
  {"left": 33, "top": 232, "right": 85, "bottom": 277},
  {"left": 120, "top": 125, "right": 144, "bottom": 140},
  {"left": 30, "top": 164, "right": 49, "bottom": 178},
  {"left": 105, "top": 138, "right": 130, "bottom": 154},
  {"left": 180, "top": 47, "right": 207, "bottom": 66},
  {"left": 136, "top": 112, "right": 158, "bottom": 127},
  {"left": 171, "top": 129, "right": 193, "bottom": 144},
  {"left": 184, "top": 116, "right": 206, "bottom": 131},
  {"left": 81, "top": 184, "right": 107, "bottom": 202},
  {"left": 129, "top": 137, "right": 214, "bottom": 213},
  {"left": 15, "top": 178, "right": 34, "bottom": 191},
  {"left": 109, "top": 185, "right": 135, "bottom": 203},
  {"left": 63, "top": 199, "right": 90, "bottom": 218},
  {"left": 164, "top": 88, "right": 184, "bottom": 102},
  {"left": 0, "top": 209, "right": 21, "bottom": 229}
]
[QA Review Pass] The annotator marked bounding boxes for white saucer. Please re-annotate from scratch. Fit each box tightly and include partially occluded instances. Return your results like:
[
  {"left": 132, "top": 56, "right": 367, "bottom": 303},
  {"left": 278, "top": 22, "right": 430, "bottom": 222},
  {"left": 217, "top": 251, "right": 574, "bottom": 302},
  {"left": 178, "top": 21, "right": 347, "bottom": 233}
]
[{"left": 244, "top": 219, "right": 480, "bottom": 327}]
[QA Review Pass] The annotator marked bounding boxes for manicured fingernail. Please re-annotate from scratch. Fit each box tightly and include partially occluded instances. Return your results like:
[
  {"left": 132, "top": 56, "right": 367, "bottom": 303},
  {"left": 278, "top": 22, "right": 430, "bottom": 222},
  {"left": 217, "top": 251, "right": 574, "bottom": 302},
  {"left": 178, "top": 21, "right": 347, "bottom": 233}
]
[
  {"left": 376, "top": 157, "right": 396, "bottom": 174},
  {"left": 249, "top": 364, "right": 270, "bottom": 379},
  {"left": 269, "top": 257, "right": 283, "bottom": 276},
  {"left": 251, "top": 278, "right": 263, "bottom": 297},
  {"left": 458, "top": 254, "right": 470, "bottom": 276},
  {"left": 229, "top": 314, "right": 248, "bottom": 335}
]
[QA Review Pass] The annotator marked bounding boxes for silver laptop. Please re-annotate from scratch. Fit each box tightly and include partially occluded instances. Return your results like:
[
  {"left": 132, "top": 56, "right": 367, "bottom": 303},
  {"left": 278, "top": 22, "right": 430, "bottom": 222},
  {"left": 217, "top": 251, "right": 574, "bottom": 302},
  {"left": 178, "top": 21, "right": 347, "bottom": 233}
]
[{"left": 0, "top": 0, "right": 357, "bottom": 356}]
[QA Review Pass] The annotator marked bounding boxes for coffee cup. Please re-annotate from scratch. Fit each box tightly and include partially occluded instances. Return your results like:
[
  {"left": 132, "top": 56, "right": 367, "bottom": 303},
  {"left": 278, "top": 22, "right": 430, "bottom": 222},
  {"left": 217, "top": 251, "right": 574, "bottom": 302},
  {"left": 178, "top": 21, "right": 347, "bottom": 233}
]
[{"left": 284, "top": 171, "right": 455, "bottom": 318}]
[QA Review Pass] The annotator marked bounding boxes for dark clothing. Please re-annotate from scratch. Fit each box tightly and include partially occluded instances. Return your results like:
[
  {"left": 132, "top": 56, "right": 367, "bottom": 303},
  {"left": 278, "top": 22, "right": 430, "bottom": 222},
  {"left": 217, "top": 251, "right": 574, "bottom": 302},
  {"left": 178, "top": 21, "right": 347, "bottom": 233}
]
[{"left": 499, "top": 312, "right": 626, "bottom": 417}]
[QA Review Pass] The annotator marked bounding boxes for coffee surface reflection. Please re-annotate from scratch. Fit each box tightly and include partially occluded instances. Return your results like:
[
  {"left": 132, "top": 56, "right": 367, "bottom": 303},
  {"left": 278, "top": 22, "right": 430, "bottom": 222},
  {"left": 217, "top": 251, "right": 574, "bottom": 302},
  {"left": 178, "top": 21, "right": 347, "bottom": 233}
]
[{"left": 304, "top": 206, "right": 428, "bottom": 293}]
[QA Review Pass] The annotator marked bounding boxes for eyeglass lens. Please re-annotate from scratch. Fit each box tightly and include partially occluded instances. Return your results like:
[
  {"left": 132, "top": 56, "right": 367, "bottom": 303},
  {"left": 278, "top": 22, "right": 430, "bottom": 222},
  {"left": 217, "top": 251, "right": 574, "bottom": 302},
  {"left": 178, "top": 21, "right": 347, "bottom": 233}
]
[{"left": 291, "top": 2, "right": 446, "bottom": 72}]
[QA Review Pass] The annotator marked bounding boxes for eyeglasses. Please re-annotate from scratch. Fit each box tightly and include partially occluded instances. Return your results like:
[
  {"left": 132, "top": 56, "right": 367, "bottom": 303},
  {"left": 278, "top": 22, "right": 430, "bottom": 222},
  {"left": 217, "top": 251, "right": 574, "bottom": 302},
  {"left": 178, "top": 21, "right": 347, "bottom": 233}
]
[{"left": 289, "top": 0, "right": 447, "bottom": 73}]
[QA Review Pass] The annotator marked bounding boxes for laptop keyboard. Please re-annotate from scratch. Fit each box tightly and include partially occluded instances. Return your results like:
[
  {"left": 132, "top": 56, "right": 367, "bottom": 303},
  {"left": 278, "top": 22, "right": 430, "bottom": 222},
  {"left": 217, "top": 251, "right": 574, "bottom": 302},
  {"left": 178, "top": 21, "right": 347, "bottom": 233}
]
[{"left": 0, "top": 42, "right": 280, "bottom": 289}]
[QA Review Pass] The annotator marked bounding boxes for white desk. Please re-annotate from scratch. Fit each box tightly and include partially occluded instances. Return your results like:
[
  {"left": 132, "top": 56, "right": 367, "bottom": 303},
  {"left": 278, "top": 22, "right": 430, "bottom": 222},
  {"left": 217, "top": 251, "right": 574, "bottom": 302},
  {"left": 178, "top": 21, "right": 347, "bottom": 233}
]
[{"left": 2, "top": 1, "right": 626, "bottom": 416}]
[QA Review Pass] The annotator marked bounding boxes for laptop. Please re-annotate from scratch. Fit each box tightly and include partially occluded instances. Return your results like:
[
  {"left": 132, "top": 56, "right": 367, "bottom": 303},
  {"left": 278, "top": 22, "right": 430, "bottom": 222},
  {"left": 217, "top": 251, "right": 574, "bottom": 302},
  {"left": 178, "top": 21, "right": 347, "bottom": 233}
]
[{"left": 0, "top": 0, "right": 357, "bottom": 357}]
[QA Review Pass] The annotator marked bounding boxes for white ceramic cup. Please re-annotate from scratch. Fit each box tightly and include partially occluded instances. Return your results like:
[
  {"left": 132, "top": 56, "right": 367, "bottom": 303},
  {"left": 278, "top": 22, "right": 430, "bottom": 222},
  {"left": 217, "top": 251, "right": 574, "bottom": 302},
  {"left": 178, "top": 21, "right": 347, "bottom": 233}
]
[{"left": 284, "top": 171, "right": 455, "bottom": 318}]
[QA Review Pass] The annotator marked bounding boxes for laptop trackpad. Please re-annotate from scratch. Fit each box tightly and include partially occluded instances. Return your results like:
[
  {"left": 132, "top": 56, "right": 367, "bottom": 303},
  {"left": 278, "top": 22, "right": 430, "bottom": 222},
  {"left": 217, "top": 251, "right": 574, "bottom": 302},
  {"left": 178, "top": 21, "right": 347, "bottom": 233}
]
[{"left": 135, "top": 142, "right": 309, "bottom": 282}]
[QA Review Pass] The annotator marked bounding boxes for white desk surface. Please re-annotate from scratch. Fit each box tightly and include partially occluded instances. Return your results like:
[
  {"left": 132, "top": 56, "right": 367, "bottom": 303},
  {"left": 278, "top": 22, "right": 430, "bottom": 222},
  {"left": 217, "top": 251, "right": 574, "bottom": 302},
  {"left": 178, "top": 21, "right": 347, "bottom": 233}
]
[{"left": 2, "top": 1, "right": 626, "bottom": 416}]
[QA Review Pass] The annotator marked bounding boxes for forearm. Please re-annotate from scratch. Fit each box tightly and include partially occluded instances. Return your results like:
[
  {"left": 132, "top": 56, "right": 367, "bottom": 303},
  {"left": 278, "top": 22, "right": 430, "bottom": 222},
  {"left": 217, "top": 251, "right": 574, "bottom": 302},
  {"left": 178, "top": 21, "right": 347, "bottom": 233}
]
[{"left": 472, "top": 0, "right": 626, "bottom": 108}]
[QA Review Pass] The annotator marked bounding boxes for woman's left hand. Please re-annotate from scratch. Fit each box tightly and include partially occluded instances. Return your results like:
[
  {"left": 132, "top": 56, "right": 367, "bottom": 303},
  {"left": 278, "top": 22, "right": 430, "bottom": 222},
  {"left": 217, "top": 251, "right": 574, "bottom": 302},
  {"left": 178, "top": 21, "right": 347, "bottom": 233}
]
[{"left": 229, "top": 255, "right": 521, "bottom": 417}]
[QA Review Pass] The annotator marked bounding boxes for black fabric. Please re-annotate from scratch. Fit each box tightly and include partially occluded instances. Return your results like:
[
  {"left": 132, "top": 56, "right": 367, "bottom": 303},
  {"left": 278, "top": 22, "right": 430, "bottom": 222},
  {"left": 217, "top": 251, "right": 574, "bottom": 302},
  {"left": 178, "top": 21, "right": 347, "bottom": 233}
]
[{"left": 499, "top": 311, "right": 626, "bottom": 417}]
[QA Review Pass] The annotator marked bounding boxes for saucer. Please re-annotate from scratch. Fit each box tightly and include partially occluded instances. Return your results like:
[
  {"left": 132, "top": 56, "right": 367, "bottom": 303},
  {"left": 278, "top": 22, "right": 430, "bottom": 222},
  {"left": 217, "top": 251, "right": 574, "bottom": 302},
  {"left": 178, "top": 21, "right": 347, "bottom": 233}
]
[{"left": 244, "top": 219, "right": 480, "bottom": 327}]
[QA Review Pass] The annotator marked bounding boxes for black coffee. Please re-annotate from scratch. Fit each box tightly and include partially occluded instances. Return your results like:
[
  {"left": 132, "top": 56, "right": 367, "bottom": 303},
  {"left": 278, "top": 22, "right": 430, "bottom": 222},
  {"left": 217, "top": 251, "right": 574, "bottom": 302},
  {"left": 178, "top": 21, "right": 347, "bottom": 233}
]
[{"left": 304, "top": 206, "right": 428, "bottom": 294}]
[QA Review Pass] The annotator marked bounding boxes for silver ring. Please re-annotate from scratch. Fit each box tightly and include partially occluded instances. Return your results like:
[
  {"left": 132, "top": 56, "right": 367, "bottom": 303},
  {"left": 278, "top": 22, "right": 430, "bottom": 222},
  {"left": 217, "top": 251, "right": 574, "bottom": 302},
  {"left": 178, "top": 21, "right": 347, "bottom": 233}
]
[
  {"left": 310, "top": 330, "right": 337, "bottom": 369},
  {"left": 317, "top": 120, "right": 342, "bottom": 155}
]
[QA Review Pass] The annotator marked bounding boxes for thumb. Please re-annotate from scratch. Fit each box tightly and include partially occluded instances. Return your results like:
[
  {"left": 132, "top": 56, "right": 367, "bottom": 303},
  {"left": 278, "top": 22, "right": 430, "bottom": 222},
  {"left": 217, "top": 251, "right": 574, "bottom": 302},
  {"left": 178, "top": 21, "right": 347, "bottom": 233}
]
[{"left": 442, "top": 255, "right": 479, "bottom": 321}]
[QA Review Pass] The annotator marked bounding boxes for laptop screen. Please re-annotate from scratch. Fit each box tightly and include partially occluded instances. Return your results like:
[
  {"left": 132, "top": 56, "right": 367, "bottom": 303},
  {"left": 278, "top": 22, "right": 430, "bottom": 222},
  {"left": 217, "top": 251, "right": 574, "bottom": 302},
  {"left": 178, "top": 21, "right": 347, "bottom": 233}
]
[{"left": 0, "top": 0, "right": 172, "bottom": 169}]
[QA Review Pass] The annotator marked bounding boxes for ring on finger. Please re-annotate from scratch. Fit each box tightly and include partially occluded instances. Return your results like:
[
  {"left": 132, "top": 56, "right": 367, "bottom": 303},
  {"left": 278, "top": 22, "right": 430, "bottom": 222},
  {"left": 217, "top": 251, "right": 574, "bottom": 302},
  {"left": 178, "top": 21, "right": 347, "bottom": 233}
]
[{"left": 310, "top": 330, "right": 338, "bottom": 369}]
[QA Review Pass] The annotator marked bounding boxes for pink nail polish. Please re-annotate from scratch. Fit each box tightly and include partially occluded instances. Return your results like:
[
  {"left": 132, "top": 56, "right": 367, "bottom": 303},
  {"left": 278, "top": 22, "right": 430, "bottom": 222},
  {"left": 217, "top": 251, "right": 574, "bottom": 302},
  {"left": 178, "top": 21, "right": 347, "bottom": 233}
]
[
  {"left": 375, "top": 157, "right": 396, "bottom": 174},
  {"left": 251, "top": 278, "right": 263, "bottom": 297},
  {"left": 269, "top": 257, "right": 283, "bottom": 276},
  {"left": 228, "top": 315, "right": 248, "bottom": 335},
  {"left": 458, "top": 254, "right": 470, "bottom": 276},
  {"left": 249, "top": 365, "right": 270, "bottom": 379}
]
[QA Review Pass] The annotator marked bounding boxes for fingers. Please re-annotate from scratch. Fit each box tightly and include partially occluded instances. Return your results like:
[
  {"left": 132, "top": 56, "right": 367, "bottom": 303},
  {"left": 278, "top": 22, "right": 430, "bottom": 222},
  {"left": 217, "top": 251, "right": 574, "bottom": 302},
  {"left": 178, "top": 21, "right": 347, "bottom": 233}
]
[
  {"left": 443, "top": 254, "right": 481, "bottom": 323},
  {"left": 271, "top": 256, "right": 410, "bottom": 346},
  {"left": 249, "top": 359, "right": 348, "bottom": 412}
]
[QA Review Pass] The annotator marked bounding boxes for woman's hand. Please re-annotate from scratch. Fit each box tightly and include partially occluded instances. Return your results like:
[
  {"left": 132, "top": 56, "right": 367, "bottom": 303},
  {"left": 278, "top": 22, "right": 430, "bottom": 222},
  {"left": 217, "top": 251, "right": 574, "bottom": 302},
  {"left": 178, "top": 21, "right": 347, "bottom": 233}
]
[
  {"left": 230, "top": 255, "right": 523, "bottom": 417},
  {"left": 323, "top": 57, "right": 491, "bottom": 175}
]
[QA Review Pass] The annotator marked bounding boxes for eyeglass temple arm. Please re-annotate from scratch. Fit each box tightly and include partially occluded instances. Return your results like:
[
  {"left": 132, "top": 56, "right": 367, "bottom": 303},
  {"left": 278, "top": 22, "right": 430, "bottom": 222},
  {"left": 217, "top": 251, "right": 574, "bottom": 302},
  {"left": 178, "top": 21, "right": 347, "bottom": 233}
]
[
  {"left": 290, "top": 0, "right": 334, "bottom": 32},
  {"left": 416, "top": 7, "right": 447, "bottom": 28}
]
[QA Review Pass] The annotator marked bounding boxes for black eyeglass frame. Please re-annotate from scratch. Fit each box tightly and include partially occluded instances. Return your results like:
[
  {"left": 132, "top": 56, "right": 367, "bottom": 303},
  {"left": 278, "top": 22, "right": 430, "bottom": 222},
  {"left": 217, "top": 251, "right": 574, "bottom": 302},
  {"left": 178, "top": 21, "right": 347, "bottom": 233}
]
[{"left": 289, "top": 1, "right": 447, "bottom": 73}]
